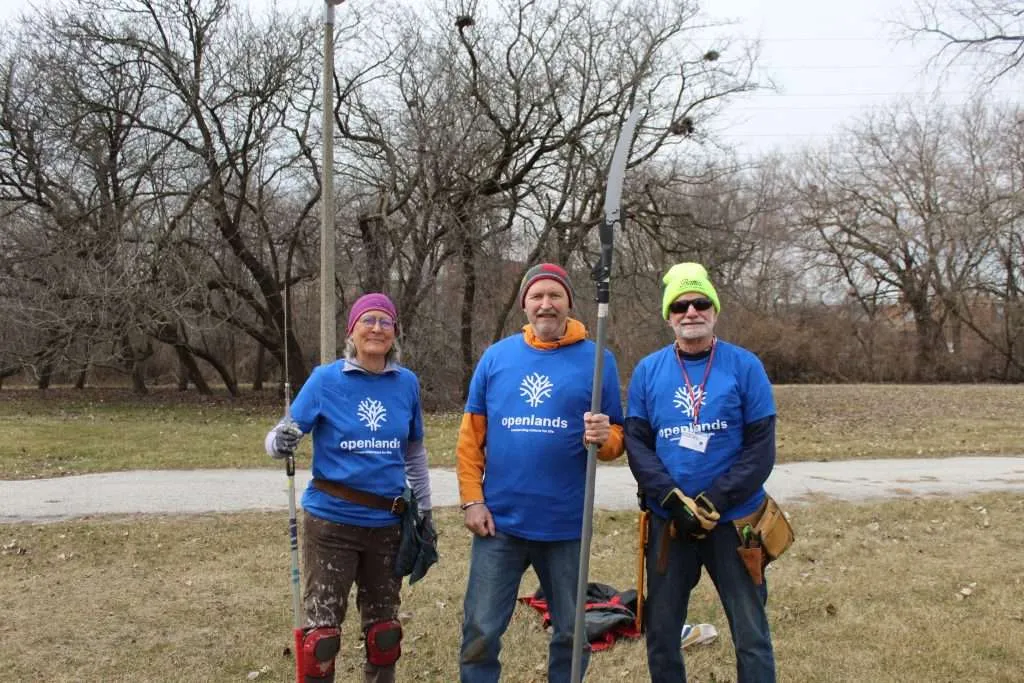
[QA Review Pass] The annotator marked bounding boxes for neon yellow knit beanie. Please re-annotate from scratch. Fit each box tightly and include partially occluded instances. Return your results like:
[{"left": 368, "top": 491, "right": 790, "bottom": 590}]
[{"left": 661, "top": 262, "right": 720, "bottom": 319}]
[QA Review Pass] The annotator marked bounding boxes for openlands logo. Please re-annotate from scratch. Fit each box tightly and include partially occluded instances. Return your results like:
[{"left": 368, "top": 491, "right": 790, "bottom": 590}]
[
  {"left": 658, "top": 420, "right": 728, "bottom": 441},
  {"left": 520, "top": 372, "right": 553, "bottom": 407},
  {"left": 339, "top": 436, "right": 401, "bottom": 451},
  {"left": 500, "top": 415, "right": 569, "bottom": 430},
  {"left": 503, "top": 372, "right": 568, "bottom": 432},
  {"left": 660, "top": 386, "right": 726, "bottom": 441},
  {"left": 357, "top": 397, "right": 387, "bottom": 431},
  {"left": 673, "top": 386, "right": 705, "bottom": 418}
]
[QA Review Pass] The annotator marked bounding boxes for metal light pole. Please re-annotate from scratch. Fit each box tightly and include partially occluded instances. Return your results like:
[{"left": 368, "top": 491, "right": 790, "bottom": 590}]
[
  {"left": 290, "top": 5, "right": 344, "bottom": 680},
  {"left": 320, "top": 0, "right": 344, "bottom": 363}
]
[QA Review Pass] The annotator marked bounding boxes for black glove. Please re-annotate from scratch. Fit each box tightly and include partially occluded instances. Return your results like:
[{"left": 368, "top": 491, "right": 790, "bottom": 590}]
[
  {"left": 269, "top": 421, "right": 302, "bottom": 459},
  {"left": 693, "top": 493, "right": 720, "bottom": 529},
  {"left": 420, "top": 509, "right": 437, "bottom": 544},
  {"left": 661, "top": 488, "right": 720, "bottom": 539}
]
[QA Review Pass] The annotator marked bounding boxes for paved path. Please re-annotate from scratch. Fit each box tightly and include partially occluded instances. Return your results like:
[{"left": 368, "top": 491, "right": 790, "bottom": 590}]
[{"left": 2, "top": 456, "right": 1023, "bottom": 524}]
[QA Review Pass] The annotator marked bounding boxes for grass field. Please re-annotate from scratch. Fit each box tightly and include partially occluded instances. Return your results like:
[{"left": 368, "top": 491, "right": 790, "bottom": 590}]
[
  {"left": 2, "top": 385, "right": 1023, "bottom": 681},
  {"left": 0, "top": 384, "right": 1022, "bottom": 479},
  {"left": 2, "top": 494, "right": 1022, "bottom": 682}
]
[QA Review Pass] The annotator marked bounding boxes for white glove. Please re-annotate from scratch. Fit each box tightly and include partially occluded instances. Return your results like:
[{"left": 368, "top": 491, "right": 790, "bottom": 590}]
[{"left": 268, "top": 421, "right": 302, "bottom": 459}]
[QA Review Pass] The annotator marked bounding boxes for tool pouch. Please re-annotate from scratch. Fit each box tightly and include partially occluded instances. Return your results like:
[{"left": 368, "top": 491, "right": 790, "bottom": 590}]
[
  {"left": 732, "top": 495, "right": 794, "bottom": 582},
  {"left": 737, "top": 546, "right": 765, "bottom": 585},
  {"left": 733, "top": 495, "right": 794, "bottom": 562},
  {"left": 394, "top": 488, "right": 438, "bottom": 584},
  {"left": 757, "top": 496, "right": 795, "bottom": 561}
]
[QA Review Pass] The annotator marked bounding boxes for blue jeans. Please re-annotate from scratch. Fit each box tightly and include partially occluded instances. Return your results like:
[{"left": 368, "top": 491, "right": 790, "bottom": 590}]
[
  {"left": 645, "top": 514, "right": 775, "bottom": 683},
  {"left": 460, "top": 531, "right": 590, "bottom": 683}
]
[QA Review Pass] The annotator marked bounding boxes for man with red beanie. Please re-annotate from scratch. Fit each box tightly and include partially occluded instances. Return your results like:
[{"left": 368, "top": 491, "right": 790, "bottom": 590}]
[
  {"left": 264, "top": 292, "right": 434, "bottom": 683},
  {"left": 456, "top": 263, "right": 625, "bottom": 683}
]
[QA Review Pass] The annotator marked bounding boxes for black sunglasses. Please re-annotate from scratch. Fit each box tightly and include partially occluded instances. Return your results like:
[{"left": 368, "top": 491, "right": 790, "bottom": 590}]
[{"left": 669, "top": 297, "right": 714, "bottom": 314}]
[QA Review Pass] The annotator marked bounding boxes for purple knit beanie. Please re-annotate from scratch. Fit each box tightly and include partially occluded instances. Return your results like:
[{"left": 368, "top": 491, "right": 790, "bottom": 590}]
[
  {"left": 346, "top": 293, "right": 398, "bottom": 336},
  {"left": 518, "top": 263, "right": 574, "bottom": 309}
]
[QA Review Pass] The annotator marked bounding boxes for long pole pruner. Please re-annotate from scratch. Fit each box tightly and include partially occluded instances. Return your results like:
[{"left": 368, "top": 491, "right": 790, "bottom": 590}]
[
  {"left": 570, "top": 108, "right": 642, "bottom": 683},
  {"left": 281, "top": 278, "right": 305, "bottom": 683}
]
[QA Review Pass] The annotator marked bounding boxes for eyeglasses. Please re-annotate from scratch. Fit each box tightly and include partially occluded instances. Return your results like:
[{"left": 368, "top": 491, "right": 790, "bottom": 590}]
[
  {"left": 359, "top": 315, "right": 395, "bottom": 330},
  {"left": 669, "top": 298, "right": 714, "bottom": 314}
]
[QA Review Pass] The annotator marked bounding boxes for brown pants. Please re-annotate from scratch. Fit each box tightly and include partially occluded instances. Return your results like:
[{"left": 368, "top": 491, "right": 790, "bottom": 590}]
[{"left": 303, "top": 513, "right": 403, "bottom": 683}]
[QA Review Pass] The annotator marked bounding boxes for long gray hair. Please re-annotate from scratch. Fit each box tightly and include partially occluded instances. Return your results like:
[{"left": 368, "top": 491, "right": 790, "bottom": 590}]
[{"left": 343, "top": 336, "right": 402, "bottom": 367}]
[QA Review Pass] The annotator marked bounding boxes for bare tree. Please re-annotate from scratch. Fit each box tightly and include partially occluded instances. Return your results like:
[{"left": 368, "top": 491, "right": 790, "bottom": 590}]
[
  {"left": 1, "top": 0, "right": 327, "bottom": 393},
  {"left": 0, "top": 13, "right": 182, "bottom": 389},
  {"left": 907, "top": 0, "right": 1024, "bottom": 83},
  {"left": 1, "top": 0, "right": 772, "bottom": 400},
  {"left": 326, "top": 0, "right": 758, "bottom": 396},
  {"left": 946, "top": 102, "right": 1024, "bottom": 378},
  {"left": 791, "top": 99, "right": 1021, "bottom": 380}
]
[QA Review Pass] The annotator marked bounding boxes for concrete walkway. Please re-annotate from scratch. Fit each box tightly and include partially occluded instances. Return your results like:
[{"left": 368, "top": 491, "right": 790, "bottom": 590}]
[{"left": 2, "top": 456, "right": 1024, "bottom": 523}]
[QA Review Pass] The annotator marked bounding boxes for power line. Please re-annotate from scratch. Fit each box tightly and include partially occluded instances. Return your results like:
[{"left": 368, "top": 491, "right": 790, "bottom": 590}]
[
  {"left": 757, "top": 63, "right": 987, "bottom": 71},
  {"left": 737, "top": 90, "right": 999, "bottom": 98},
  {"left": 737, "top": 99, "right": 1024, "bottom": 116},
  {"left": 747, "top": 36, "right": 952, "bottom": 43}
]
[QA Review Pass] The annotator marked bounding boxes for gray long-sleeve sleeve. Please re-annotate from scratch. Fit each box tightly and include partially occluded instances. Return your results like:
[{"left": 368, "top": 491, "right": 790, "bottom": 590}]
[{"left": 405, "top": 440, "right": 432, "bottom": 511}]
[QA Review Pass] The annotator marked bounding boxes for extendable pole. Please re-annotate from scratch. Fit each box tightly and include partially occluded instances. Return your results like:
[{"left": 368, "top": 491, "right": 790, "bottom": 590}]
[{"left": 570, "top": 109, "right": 641, "bottom": 683}]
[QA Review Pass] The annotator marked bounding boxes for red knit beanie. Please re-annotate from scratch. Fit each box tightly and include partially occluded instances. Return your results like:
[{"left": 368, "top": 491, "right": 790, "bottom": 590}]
[{"left": 518, "top": 263, "right": 575, "bottom": 308}]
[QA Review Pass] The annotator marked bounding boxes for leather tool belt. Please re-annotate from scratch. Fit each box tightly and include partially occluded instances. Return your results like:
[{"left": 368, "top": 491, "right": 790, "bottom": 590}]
[
  {"left": 732, "top": 495, "right": 794, "bottom": 562},
  {"left": 732, "top": 495, "right": 795, "bottom": 584},
  {"left": 312, "top": 479, "right": 407, "bottom": 515}
]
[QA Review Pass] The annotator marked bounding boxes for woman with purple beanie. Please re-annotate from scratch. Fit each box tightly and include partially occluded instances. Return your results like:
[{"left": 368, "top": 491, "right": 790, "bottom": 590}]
[{"left": 264, "top": 292, "right": 434, "bottom": 683}]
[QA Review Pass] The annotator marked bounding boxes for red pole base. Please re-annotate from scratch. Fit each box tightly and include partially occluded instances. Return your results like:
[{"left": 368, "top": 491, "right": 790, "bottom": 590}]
[{"left": 293, "top": 627, "right": 305, "bottom": 683}]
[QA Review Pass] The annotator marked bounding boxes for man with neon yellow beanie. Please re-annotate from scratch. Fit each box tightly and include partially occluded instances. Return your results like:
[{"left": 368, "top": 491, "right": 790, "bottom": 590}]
[{"left": 625, "top": 262, "right": 778, "bottom": 683}]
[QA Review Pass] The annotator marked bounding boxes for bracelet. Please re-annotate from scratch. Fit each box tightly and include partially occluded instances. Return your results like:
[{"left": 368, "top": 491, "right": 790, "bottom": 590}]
[{"left": 460, "top": 500, "right": 484, "bottom": 510}]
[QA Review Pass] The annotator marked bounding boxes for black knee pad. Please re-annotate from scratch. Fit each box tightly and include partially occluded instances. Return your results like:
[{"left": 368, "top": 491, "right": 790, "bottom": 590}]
[
  {"left": 301, "top": 626, "right": 340, "bottom": 683},
  {"left": 365, "top": 619, "right": 402, "bottom": 667}
]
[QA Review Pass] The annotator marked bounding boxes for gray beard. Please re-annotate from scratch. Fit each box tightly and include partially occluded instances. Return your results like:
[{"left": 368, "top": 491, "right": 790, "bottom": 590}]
[
  {"left": 532, "top": 317, "right": 566, "bottom": 340},
  {"left": 673, "top": 322, "right": 713, "bottom": 343}
]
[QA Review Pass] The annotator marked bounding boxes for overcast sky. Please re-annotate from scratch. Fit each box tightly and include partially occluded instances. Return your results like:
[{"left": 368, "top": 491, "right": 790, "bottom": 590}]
[
  {"left": 706, "top": 0, "right": 1022, "bottom": 156},
  {"left": 2, "top": 0, "right": 1020, "bottom": 158}
]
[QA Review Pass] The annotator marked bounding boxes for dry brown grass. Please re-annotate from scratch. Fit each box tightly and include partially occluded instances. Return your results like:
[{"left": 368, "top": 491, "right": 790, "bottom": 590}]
[
  {"left": 774, "top": 384, "right": 1024, "bottom": 461},
  {"left": 3, "top": 493, "right": 1023, "bottom": 682},
  {"left": 1, "top": 384, "right": 1023, "bottom": 479}
]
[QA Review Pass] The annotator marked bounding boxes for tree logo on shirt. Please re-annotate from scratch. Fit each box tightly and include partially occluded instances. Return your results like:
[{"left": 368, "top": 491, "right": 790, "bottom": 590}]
[
  {"left": 520, "top": 372, "right": 554, "bottom": 407},
  {"left": 673, "top": 386, "right": 705, "bottom": 418},
  {"left": 357, "top": 397, "right": 388, "bottom": 431}
]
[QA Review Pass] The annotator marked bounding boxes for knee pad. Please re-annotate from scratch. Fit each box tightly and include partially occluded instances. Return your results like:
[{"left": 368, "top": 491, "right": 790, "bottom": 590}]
[
  {"left": 301, "top": 626, "right": 340, "bottom": 683},
  {"left": 365, "top": 619, "right": 402, "bottom": 667}
]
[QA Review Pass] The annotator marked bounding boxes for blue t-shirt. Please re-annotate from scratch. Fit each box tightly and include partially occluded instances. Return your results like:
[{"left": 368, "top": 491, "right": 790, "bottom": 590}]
[
  {"left": 291, "top": 360, "right": 424, "bottom": 527},
  {"left": 466, "top": 335, "right": 624, "bottom": 541},
  {"left": 627, "top": 341, "right": 775, "bottom": 521}
]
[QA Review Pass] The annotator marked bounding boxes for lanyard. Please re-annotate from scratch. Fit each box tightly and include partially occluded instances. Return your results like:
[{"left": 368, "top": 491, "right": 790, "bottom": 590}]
[{"left": 675, "top": 339, "right": 716, "bottom": 425}]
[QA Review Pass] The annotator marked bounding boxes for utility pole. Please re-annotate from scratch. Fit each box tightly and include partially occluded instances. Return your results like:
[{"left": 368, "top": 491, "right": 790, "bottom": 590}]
[{"left": 320, "top": 0, "right": 344, "bottom": 363}]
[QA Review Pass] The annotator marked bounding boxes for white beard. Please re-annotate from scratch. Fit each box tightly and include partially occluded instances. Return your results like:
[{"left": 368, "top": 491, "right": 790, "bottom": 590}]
[{"left": 673, "top": 320, "right": 713, "bottom": 342}]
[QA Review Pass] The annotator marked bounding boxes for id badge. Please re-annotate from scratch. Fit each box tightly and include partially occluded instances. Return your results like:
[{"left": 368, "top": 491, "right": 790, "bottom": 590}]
[{"left": 678, "top": 430, "right": 710, "bottom": 453}]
